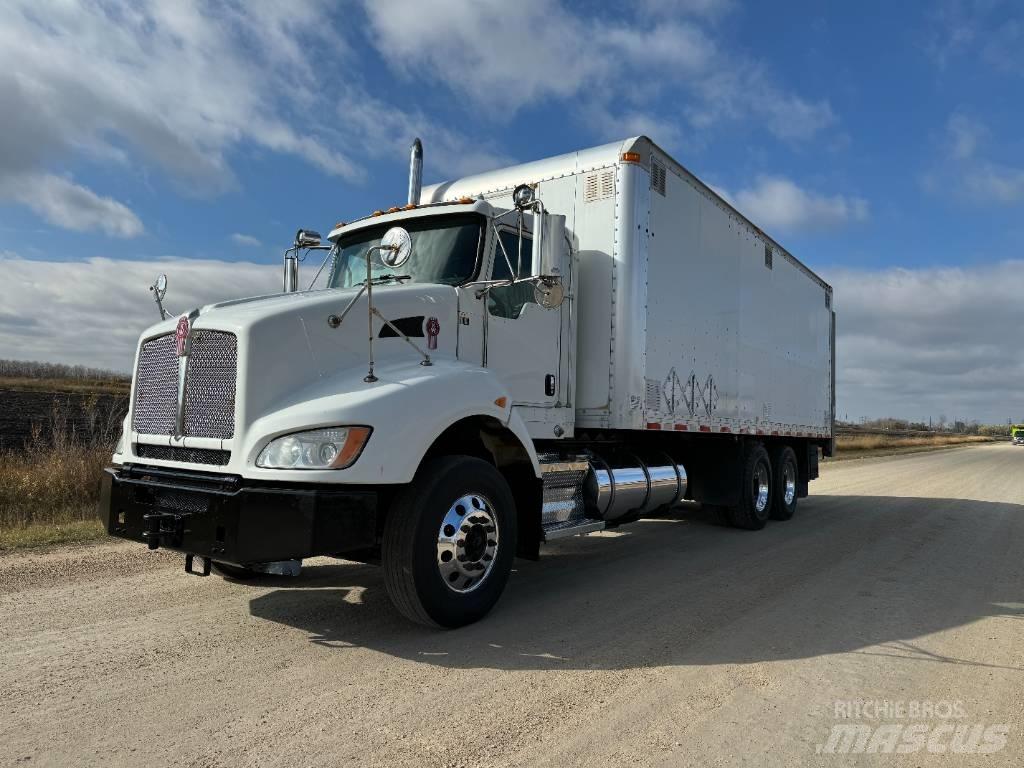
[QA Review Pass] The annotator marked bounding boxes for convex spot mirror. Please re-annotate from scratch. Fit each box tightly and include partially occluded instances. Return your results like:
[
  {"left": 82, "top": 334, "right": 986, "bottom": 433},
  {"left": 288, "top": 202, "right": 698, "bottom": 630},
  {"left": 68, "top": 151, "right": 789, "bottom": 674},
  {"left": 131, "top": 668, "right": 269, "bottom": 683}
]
[
  {"left": 534, "top": 278, "right": 564, "bottom": 309},
  {"left": 153, "top": 273, "right": 167, "bottom": 300},
  {"left": 379, "top": 226, "right": 412, "bottom": 268}
]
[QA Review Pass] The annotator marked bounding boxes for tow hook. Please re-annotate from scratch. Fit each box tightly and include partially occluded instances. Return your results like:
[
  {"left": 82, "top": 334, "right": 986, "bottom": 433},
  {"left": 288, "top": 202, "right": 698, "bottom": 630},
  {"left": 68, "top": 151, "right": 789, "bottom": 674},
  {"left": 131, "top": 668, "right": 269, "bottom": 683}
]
[
  {"left": 184, "top": 554, "right": 212, "bottom": 577},
  {"left": 142, "top": 510, "right": 191, "bottom": 550}
]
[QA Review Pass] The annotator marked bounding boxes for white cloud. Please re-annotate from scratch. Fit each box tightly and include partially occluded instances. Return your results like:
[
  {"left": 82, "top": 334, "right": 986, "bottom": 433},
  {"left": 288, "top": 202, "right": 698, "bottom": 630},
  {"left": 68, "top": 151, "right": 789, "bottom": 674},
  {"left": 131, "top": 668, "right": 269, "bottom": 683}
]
[
  {"left": 731, "top": 176, "right": 868, "bottom": 233},
  {"left": 231, "top": 233, "right": 262, "bottom": 247},
  {"left": 361, "top": 0, "right": 834, "bottom": 144},
  {"left": 963, "top": 163, "right": 1024, "bottom": 203},
  {"left": 0, "top": 255, "right": 278, "bottom": 372},
  {"left": 0, "top": 0, "right": 358, "bottom": 234},
  {"left": 831, "top": 260, "right": 1024, "bottom": 423},
  {"left": 0, "top": 173, "right": 143, "bottom": 238},
  {"left": 639, "top": 0, "right": 735, "bottom": 19},
  {"left": 333, "top": 89, "right": 514, "bottom": 180},
  {"left": 936, "top": 113, "right": 1024, "bottom": 204},
  {"left": 926, "top": 0, "right": 1024, "bottom": 74},
  {"left": 947, "top": 113, "right": 985, "bottom": 160}
]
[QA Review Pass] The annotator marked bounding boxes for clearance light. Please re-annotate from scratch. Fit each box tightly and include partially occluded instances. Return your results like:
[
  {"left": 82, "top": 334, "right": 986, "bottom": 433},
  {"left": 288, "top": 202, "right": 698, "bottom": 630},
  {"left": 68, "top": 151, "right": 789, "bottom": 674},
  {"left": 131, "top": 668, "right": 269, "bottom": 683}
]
[
  {"left": 457, "top": 196, "right": 474, "bottom": 204},
  {"left": 335, "top": 221, "right": 346, "bottom": 228},
  {"left": 371, "top": 210, "right": 384, "bottom": 217},
  {"left": 494, "top": 396, "right": 508, "bottom": 408},
  {"left": 387, "top": 206, "right": 401, "bottom": 213},
  {"left": 620, "top": 151, "right": 641, "bottom": 163},
  {"left": 403, "top": 203, "right": 417, "bottom": 210}
]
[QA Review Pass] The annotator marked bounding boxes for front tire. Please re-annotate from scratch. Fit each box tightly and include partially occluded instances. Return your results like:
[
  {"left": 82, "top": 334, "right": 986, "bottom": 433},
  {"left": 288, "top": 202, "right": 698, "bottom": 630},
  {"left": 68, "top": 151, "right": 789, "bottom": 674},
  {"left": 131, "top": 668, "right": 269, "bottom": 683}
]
[
  {"left": 727, "top": 443, "right": 773, "bottom": 530},
  {"left": 383, "top": 456, "right": 517, "bottom": 628}
]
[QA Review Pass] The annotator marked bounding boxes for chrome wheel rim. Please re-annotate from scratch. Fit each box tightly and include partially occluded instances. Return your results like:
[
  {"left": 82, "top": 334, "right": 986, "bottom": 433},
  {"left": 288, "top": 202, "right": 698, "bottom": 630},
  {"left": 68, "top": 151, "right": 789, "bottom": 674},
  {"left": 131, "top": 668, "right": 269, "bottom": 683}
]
[
  {"left": 783, "top": 462, "right": 797, "bottom": 506},
  {"left": 753, "top": 463, "right": 770, "bottom": 514},
  {"left": 436, "top": 493, "right": 499, "bottom": 594}
]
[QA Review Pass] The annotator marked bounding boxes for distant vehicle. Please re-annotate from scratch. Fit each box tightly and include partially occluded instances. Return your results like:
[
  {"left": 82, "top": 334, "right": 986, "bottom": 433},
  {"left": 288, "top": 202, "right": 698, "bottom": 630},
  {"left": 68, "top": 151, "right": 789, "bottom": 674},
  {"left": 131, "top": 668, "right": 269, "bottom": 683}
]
[
  {"left": 98, "top": 136, "right": 835, "bottom": 627},
  {"left": 1012, "top": 425, "right": 1024, "bottom": 445}
]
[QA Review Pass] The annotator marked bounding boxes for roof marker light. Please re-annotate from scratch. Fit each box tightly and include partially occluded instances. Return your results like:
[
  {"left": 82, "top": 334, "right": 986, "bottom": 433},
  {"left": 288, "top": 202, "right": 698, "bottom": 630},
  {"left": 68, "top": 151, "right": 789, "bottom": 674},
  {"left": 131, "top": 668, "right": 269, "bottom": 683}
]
[{"left": 621, "top": 151, "right": 641, "bottom": 163}]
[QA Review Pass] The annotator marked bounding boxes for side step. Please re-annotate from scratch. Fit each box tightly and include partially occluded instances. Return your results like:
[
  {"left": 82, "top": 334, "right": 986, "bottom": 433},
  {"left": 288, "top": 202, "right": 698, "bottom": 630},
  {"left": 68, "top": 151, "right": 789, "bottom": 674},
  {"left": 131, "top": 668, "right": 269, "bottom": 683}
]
[
  {"left": 538, "top": 454, "right": 606, "bottom": 542},
  {"left": 544, "top": 520, "right": 605, "bottom": 541}
]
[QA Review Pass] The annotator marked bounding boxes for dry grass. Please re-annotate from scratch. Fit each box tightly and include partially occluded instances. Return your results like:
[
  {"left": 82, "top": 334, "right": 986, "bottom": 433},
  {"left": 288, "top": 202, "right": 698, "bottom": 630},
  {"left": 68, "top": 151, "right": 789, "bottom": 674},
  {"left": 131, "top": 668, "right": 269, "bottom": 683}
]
[
  {"left": 834, "top": 433, "right": 993, "bottom": 457},
  {"left": 0, "top": 376, "right": 130, "bottom": 395},
  {"left": 0, "top": 399, "right": 121, "bottom": 551}
]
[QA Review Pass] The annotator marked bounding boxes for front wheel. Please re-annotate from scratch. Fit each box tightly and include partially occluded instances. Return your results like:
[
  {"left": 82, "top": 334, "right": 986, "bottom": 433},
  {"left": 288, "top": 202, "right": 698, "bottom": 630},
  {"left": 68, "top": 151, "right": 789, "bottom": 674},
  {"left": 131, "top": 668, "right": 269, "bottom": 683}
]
[{"left": 382, "top": 456, "right": 517, "bottom": 628}]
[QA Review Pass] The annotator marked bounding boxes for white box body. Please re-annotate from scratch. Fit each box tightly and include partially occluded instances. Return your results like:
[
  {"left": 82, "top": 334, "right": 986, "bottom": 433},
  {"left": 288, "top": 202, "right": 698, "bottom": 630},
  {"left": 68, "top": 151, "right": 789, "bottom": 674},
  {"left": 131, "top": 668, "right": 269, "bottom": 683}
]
[{"left": 424, "top": 136, "right": 835, "bottom": 440}]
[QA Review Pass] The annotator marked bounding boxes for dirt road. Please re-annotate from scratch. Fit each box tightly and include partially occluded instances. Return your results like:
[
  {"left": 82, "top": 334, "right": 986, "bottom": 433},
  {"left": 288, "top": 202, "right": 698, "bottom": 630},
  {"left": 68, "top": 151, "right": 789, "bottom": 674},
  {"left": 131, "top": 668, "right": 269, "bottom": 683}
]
[{"left": 2, "top": 444, "right": 1022, "bottom": 766}]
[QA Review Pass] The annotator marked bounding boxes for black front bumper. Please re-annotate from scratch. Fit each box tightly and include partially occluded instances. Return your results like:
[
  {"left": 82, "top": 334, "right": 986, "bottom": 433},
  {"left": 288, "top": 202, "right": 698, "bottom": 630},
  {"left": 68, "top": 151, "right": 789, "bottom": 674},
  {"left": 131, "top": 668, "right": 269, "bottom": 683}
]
[{"left": 99, "top": 465, "right": 377, "bottom": 566}]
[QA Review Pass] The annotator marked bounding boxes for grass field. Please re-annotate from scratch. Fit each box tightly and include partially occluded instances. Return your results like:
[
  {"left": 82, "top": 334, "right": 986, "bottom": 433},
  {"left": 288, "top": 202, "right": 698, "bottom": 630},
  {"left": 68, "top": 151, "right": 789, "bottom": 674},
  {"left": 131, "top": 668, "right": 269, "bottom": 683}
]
[
  {"left": 0, "top": 376, "right": 130, "bottom": 395},
  {"left": 831, "top": 432, "right": 994, "bottom": 459},
  {"left": 0, "top": 397, "right": 117, "bottom": 552}
]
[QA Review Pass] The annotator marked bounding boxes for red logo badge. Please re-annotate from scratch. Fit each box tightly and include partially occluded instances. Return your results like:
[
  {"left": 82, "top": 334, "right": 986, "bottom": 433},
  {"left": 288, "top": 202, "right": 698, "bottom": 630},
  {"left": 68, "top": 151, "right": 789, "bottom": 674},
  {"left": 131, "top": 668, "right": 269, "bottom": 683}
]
[
  {"left": 175, "top": 315, "right": 190, "bottom": 357},
  {"left": 426, "top": 317, "right": 440, "bottom": 350}
]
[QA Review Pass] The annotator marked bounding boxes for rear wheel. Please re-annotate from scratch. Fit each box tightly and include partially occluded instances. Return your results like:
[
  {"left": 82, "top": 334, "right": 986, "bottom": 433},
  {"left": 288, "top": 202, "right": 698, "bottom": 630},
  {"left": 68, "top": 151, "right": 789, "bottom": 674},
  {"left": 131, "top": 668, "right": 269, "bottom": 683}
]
[
  {"left": 383, "top": 456, "right": 517, "bottom": 628},
  {"left": 727, "top": 443, "right": 772, "bottom": 530},
  {"left": 769, "top": 445, "right": 799, "bottom": 520}
]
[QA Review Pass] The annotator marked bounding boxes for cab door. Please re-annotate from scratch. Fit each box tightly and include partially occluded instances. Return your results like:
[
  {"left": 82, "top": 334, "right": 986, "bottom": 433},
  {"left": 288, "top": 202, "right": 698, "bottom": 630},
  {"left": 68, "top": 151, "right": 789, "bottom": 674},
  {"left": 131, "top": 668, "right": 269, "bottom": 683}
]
[{"left": 483, "top": 223, "right": 563, "bottom": 407}]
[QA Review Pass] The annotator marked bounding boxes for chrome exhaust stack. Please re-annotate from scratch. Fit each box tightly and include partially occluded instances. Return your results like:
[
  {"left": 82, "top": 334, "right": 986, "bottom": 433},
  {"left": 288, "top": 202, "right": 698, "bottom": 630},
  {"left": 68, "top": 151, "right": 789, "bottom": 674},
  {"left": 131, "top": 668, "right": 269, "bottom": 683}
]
[{"left": 408, "top": 138, "right": 423, "bottom": 205}]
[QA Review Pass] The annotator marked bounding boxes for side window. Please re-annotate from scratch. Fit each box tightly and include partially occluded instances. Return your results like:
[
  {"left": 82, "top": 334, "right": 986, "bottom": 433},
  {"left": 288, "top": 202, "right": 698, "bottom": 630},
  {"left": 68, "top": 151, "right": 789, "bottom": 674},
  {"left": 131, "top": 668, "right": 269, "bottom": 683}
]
[{"left": 489, "top": 229, "right": 536, "bottom": 319}]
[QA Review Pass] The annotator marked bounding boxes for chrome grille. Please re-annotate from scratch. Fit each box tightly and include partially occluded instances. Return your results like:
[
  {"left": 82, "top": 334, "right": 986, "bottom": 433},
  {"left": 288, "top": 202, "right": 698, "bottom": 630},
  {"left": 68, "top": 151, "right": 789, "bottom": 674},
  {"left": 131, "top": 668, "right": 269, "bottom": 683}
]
[
  {"left": 183, "top": 331, "right": 236, "bottom": 439},
  {"left": 131, "top": 330, "right": 237, "bottom": 439},
  {"left": 132, "top": 334, "right": 177, "bottom": 436}
]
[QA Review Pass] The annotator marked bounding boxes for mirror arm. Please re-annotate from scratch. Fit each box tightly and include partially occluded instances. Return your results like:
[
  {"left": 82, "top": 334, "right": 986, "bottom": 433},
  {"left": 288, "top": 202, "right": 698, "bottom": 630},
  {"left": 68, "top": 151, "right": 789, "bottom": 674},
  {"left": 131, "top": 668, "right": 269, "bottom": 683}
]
[{"left": 149, "top": 280, "right": 170, "bottom": 320}]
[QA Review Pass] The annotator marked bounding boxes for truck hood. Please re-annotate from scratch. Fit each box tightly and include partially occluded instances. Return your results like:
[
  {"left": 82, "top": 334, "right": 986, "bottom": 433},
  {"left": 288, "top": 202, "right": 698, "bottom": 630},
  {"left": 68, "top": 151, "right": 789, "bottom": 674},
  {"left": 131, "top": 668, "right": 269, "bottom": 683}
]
[{"left": 134, "top": 282, "right": 462, "bottom": 435}]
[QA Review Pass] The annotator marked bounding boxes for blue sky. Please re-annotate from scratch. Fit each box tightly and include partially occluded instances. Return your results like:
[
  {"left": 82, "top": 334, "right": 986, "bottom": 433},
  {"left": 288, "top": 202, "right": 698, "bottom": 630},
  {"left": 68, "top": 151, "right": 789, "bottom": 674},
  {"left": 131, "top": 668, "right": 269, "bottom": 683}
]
[{"left": 1, "top": 0, "right": 1022, "bottom": 423}]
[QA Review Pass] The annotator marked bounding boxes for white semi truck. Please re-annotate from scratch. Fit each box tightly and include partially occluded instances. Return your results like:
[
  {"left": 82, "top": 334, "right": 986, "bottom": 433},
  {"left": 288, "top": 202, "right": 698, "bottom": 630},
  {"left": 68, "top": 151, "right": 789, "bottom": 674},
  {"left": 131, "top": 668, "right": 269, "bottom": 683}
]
[{"left": 99, "top": 136, "right": 835, "bottom": 627}]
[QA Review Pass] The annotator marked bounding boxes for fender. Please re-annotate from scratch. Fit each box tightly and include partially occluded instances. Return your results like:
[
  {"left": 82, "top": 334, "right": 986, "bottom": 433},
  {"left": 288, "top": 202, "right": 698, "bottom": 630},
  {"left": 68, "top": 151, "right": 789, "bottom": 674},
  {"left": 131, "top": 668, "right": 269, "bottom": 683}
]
[{"left": 238, "top": 359, "right": 541, "bottom": 484}]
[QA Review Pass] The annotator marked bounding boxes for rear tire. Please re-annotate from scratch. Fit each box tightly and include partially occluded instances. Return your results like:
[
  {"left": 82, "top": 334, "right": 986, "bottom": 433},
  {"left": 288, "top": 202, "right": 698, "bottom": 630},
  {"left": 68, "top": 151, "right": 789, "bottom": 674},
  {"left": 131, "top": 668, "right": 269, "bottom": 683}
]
[
  {"left": 769, "top": 445, "right": 799, "bottom": 521},
  {"left": 727, "top": 443, "right": 772, "bottom": 530},
  {"left": 383, "top": 456, "right": 517, "bottom": 628}
]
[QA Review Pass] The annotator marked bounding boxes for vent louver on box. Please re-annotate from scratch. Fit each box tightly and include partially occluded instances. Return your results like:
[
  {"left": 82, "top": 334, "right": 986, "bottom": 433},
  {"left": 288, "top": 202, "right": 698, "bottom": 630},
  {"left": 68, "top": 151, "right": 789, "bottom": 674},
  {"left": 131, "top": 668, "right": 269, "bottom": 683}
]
[
  {"left": 651, "top": 158, "right": 667, "bottom": 196},
  {"left": 583, "top": 169, "right": 615, "bottom": 203},
  {"left": 645, "top": 378, "right": 662, "bottom": 413}
]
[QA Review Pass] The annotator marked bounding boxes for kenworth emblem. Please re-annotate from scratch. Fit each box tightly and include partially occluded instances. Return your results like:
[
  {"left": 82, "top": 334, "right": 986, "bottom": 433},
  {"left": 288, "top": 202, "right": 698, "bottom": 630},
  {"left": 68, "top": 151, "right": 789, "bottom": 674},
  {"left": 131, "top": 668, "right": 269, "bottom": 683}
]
[
  {"left": 175, "top": 315, "right": 191, "bottom": 358},
  {"left": 426, "top": 317, "right": 440, "bottom": 350}
]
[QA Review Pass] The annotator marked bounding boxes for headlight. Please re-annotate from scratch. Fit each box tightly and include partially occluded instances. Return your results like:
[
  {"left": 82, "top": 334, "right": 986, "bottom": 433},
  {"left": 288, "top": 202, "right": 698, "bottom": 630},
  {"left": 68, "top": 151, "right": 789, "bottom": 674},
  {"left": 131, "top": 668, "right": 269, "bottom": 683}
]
[{"left": 256, "top": 426, "right": 371, "bottom": 470}]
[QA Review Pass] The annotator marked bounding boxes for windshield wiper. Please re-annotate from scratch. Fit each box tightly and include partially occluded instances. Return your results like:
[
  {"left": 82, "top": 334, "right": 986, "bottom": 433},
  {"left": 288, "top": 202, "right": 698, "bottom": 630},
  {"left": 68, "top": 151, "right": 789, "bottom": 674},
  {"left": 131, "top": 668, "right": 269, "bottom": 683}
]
[{"left": 371, "top": 274, "right": 412, "bottom": 284}]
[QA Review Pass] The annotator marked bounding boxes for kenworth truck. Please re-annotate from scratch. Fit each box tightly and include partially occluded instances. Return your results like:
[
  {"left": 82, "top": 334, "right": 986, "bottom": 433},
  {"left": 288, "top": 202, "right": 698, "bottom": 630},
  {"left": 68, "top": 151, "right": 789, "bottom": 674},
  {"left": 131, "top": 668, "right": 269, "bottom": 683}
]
[{"left": 99, "top": 136, "right": 836, "bottom": 627}]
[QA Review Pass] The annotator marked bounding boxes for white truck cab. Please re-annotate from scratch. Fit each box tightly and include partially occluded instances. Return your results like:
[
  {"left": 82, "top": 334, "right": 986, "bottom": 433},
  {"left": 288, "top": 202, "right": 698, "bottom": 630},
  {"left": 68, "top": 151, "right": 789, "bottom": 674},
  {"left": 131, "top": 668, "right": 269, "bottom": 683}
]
[{"left": 100, "top": 136, "right": 834, "bottom": 627}]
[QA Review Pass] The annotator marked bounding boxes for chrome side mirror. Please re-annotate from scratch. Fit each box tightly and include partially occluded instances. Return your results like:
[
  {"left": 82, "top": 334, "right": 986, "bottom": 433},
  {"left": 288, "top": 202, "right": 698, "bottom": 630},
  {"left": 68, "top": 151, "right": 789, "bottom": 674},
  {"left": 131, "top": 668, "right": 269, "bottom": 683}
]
[
  {"left": 150, "top": 273, "right": 170, "bottom": 319},
  {"left": 379, "top": 227, "right": 412, "bottom": 268}
]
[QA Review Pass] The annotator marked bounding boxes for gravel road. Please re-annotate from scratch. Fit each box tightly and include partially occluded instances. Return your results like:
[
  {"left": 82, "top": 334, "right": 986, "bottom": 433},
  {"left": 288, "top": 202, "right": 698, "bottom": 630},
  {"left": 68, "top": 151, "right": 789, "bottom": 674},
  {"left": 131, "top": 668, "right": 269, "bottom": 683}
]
[{"left": 2, "top": 444, "right": 1022, "bottom": 767}]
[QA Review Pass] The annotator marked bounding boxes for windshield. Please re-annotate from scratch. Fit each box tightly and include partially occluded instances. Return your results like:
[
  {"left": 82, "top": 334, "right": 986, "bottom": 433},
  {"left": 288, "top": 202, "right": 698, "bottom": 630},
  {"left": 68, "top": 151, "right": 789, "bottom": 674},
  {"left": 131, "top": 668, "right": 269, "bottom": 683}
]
[{"left": 326, "top": 214, "right": 483, "bottom": 289}]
